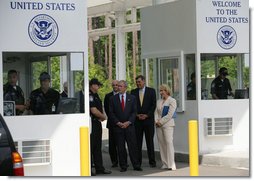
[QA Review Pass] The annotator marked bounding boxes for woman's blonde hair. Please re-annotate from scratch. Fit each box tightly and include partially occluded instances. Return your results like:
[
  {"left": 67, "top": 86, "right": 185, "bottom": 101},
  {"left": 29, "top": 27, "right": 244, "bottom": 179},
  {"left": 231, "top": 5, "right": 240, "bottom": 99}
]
[{"left": 159, "top": 84, "right": 172, "bottom": 96}]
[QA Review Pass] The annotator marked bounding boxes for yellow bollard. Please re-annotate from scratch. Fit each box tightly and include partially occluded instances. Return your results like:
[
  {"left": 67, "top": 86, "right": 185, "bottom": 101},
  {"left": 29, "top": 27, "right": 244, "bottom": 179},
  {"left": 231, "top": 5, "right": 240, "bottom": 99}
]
[
  {"left": 80, "top": 127, "right": 90, "bottom": 176},
  {"left": 188, "top": 120, "right": 199, "bottom": 176}
]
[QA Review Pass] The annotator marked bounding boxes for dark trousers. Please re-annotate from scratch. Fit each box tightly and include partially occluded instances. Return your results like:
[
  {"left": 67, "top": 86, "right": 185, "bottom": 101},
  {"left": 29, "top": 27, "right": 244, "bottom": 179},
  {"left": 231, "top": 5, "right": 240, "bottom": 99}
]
[
  {"left": 91, "top": 120, "right": 105, "bottom": 172},
  {"left": 108, "top": 128, "right": 118, "bottom": 165},
  {"left": 114, "top": 125, "right": 140, "bottom": 169},
  {"left": 135, "top": 121, "right": 156, "bottom": 165}
]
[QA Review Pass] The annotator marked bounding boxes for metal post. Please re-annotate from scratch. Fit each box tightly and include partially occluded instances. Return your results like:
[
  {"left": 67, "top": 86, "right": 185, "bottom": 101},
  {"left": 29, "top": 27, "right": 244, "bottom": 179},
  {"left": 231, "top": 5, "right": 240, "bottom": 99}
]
[
  {"left": 188, "top": 120, "right": 199, "bottom": 176},
  {"left": 80, "top": 127, "right": 90, "bottom": 176}
]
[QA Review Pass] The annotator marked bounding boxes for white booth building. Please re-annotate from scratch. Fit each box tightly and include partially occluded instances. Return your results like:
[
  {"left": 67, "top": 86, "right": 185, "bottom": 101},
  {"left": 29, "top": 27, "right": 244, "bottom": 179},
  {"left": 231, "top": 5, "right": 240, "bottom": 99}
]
[
  {"left": 141, "top": 0, "right": 249, "bottom": 156},
  {"left": 0, "top": 0, "right": 89, "bottom": 176}
]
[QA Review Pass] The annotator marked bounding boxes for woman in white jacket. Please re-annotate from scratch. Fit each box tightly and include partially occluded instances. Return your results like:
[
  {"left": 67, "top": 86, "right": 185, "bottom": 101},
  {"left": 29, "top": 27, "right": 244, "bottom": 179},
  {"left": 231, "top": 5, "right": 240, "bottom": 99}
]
[{"left": 155, "top": 84, "right": 177, "bottom": 170}]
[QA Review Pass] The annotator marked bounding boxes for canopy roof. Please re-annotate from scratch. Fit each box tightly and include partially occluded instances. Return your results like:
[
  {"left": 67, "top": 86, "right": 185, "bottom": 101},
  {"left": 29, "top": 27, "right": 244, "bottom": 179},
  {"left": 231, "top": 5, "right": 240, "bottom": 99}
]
[{"left": 87, "top": 0, "right": 154, "bottom": 16}]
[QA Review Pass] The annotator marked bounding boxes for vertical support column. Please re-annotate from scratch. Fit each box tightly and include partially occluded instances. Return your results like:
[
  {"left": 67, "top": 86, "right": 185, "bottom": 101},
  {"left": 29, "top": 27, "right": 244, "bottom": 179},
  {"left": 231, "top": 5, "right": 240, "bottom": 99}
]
[
  {"left": 105, "top": 14, "right": 113, "bottom": 82},
  {"left": 237, "top": 54, "right": 243, "bottom": 88},
  {"left": 115, "top": 11, "right": 126, "bottom": 80},
  {"left": 60, "top": 56, "right": 68, "bottom": 93},
  {"left": 145, "top": 58, "right": 149, "bottom": 85},
  {"left": 131, "top": 8, "right": 137, "bottom": 82},
  {"left": 108, "top": 34, "right": 113, "bottom": 81},
  {"left": 153, "top": 58, "right": 158, "bottom": 91},
  {"left": 88, "top": 17, "right": 94, "bottom": 61}
]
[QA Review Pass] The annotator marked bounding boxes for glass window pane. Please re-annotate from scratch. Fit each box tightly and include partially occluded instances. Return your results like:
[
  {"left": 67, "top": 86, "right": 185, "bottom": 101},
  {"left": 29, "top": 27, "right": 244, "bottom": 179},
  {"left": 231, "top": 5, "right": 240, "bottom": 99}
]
[
  {"left": 160, "top": 58, "right": 180, "bottom": 106},
  {"left": 31, "top": 61, "right": 47, "bottom": 91},
  {"left": 0, "top": 120, "right": 9, "bottom": 146},
  {"left": 201, "top": 53, "right": 249, "bottom": 100},
  {"left": 50, "top": 56, "right": 61, "bottom": 92},
  {"left": 185, "top": 54, "right": 196, "bottom": 100}
]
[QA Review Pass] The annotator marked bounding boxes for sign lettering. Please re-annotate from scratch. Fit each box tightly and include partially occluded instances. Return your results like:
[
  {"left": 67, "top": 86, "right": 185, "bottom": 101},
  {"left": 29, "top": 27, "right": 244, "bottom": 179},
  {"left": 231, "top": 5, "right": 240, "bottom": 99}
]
[
  {"left": 10, "top": 1, "right": 76, "bottom": 11},
  {"left": 205, "top": 1, "right": 248, "bottom": 24}
]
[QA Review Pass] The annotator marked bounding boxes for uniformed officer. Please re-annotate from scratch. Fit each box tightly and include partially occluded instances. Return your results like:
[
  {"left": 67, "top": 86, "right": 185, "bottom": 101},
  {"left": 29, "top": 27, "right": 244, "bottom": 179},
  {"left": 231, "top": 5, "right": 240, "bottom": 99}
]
[
  {"left": 89, "top": 78, "right": 111, "bottom": 175},
  {"left": 211, "top": 67, "right": 234, "bottom": 99},
  {"left": 60, "top": 82, "right": 68, "bottom": 97},
  {"left": 29, "top": 72, "right": 60, "bottom": 115},
  {"left": 187, "top": 73, "right": 196, "bottom": 100},
  {"left": 3, "top": 69, "right": 26, "bottom": 115}
]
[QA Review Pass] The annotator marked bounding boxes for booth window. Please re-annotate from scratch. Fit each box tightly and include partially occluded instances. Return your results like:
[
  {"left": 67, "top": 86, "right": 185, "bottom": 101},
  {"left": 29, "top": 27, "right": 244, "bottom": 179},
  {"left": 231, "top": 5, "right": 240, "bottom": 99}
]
[
  {"left": 201, "top": 53, "right": 249, "bottom": 100},
  {"left": 159, "top": 57, "right": 183, "bottom": 111},
  {"left": 141, "top": 58, "right": 158, "bottom": 90},
  {"left": 185, "top": 54, "right": 196, "bottom": 100},
  {"left": 2, "top": 52, "right": 85, "bottom": 116}
]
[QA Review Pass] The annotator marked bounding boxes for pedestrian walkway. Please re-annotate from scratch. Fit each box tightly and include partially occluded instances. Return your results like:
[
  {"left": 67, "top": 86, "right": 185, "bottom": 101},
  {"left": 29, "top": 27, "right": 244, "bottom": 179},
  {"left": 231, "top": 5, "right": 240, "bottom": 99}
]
[
  {"left": 201, "top": 150, "right": 249, "bottom": 169},
  {"left": 100, "top": 128, "right": 249, "bottom": 177}
]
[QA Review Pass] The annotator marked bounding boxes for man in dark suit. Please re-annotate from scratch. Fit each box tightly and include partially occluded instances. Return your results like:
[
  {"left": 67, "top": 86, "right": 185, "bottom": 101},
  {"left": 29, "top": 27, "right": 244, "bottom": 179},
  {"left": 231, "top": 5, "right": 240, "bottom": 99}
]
[
  {"left": 104, "top": 80, "right": 119, "bottom": 167},
  {"left": 109, "top": 80, "right": 142, "bottom": 172},
  {"left": 131, "top": 75, "right": 157, "bottom": 167}
]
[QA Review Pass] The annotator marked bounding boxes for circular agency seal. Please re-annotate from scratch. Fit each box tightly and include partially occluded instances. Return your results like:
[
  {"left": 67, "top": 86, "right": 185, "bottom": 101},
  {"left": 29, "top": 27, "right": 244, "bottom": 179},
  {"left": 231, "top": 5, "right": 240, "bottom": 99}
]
[
  {"left": 28, "top": 14, "right": 59, "bottom": 47},
  {"left": 217, "top": 25, "right": 237, "bottom": 50}
]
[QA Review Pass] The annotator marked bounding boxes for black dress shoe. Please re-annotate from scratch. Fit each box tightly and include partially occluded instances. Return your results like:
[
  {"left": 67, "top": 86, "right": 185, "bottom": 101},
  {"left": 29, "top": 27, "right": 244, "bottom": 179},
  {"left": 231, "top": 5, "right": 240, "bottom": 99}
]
[
  {"left": 120, "top": 168, "right": 127, "bottom": 172},
  {"left": 150, "top": 164, "right": 156, "bottom": 168},
  {"left": 96, "top": 170, "right": 112, "bottom": 174},
  {"left": 134, "top": 167, "right": 143, "bottom": 171},
  {"left": 112, "top": 163, "right": 118, "bottom": 167}
]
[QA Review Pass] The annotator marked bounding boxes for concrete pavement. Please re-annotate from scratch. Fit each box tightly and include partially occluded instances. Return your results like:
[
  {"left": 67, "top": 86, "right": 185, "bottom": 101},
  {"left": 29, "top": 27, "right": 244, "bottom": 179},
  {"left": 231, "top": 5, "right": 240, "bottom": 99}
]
[
  {"left": 97, "top": 150, "right": 249, "bottom": 177},
  {"left": 98, "top": 128, "right": 249, "bottom": 177}
]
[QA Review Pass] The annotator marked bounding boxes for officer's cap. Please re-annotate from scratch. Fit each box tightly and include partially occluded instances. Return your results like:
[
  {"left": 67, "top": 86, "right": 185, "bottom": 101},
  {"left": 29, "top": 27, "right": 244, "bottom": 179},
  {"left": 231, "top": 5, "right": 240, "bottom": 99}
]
[
  {"left": 39, "top": 72, "right": 51, "bottom": 81},
  {"left": 89, "top": 78, "right": 102, "bottom": 86},
  {"left": 219, "top": 67, "right": 229, "bottom": 75}
]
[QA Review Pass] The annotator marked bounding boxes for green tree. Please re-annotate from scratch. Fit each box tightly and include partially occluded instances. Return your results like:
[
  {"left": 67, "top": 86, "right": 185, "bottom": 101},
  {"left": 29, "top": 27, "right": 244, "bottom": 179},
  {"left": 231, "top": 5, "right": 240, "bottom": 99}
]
[
  {"left": 31, "top": 61, "right": 47, "bottom": 90},
  {"left": 89, "top": 61, "right": 111, "bottom": 101},
  {"left": 50, "top": 56, "right": 60, "bottom": 91}
]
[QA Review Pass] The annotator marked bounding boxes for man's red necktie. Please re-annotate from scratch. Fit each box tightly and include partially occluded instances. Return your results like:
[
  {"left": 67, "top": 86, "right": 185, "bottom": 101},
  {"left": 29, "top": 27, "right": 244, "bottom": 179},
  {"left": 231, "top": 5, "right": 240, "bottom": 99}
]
[{"left": 121, "top": 94, "right": 125, "bottom": 111}]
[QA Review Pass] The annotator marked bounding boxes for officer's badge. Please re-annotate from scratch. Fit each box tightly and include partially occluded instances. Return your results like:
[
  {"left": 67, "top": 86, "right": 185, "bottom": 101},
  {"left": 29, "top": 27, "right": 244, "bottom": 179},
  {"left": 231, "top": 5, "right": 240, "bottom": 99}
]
[{"left": 89, "top": 95, "right": 94, "bottom": 102}]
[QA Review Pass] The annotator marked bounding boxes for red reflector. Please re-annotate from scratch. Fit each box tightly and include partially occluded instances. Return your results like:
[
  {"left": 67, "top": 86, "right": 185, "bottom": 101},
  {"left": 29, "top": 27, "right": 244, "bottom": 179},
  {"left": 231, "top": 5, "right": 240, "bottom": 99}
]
[
  {"left": 14, "top": 167, "right": 24, "bottom": 176},
  {"left": 12, "top": 152, "right": 24, "bottom": 176}
]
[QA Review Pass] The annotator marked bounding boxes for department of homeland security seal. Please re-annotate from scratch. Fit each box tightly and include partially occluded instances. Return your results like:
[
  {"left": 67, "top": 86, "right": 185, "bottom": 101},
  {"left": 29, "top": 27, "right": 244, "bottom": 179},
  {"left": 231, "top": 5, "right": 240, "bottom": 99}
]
[
  {"left": 28, "top": 14, "right": 59, "bottom": 47},
  {"left": 217, "top": 25, "right": 237, "bottom": 50}
]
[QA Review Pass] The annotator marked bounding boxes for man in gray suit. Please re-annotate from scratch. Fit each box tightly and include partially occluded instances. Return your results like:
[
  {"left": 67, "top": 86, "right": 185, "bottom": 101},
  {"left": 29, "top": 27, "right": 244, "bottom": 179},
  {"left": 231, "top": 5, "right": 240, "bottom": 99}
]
[{"left": 109, "top": 80, "right": 142, "bottom": 172}]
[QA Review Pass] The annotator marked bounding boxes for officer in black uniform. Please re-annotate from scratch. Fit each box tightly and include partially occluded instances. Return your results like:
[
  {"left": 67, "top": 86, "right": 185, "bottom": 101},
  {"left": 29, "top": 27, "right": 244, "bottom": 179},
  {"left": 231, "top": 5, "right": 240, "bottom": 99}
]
[
  {"left": 29, "top": 72, "right": 60, "bottom": 115},
  {"left": 60, "top": 82, "right": 68, "bottom": 98},
  {"left": 211, "top": 67, "right": 234, "bottom": 99},
  {"left": 89, "top": 78, "right": 111, "bottom": 175},
  {"left": 187, "top": 73, "right": 196, "bottom": 100},
  {"left": 3, "top": 69, "right": 26, "bottom": 115}
]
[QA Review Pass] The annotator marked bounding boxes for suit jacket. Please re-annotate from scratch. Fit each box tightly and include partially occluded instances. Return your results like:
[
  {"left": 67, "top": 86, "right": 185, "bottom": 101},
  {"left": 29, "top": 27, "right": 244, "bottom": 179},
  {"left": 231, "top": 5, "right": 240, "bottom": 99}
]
[
  {"left": 154, "top": 96, "right": 177, "bottom": 127},
  {"left": 109, "top": 93, "right": 137, "bottom": 126},
  {"left": 104, "top": 91, "right": 114, "bottom": 128},
  {"left": 131, "top": 87, "right": 156, "bottom": 124}
]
